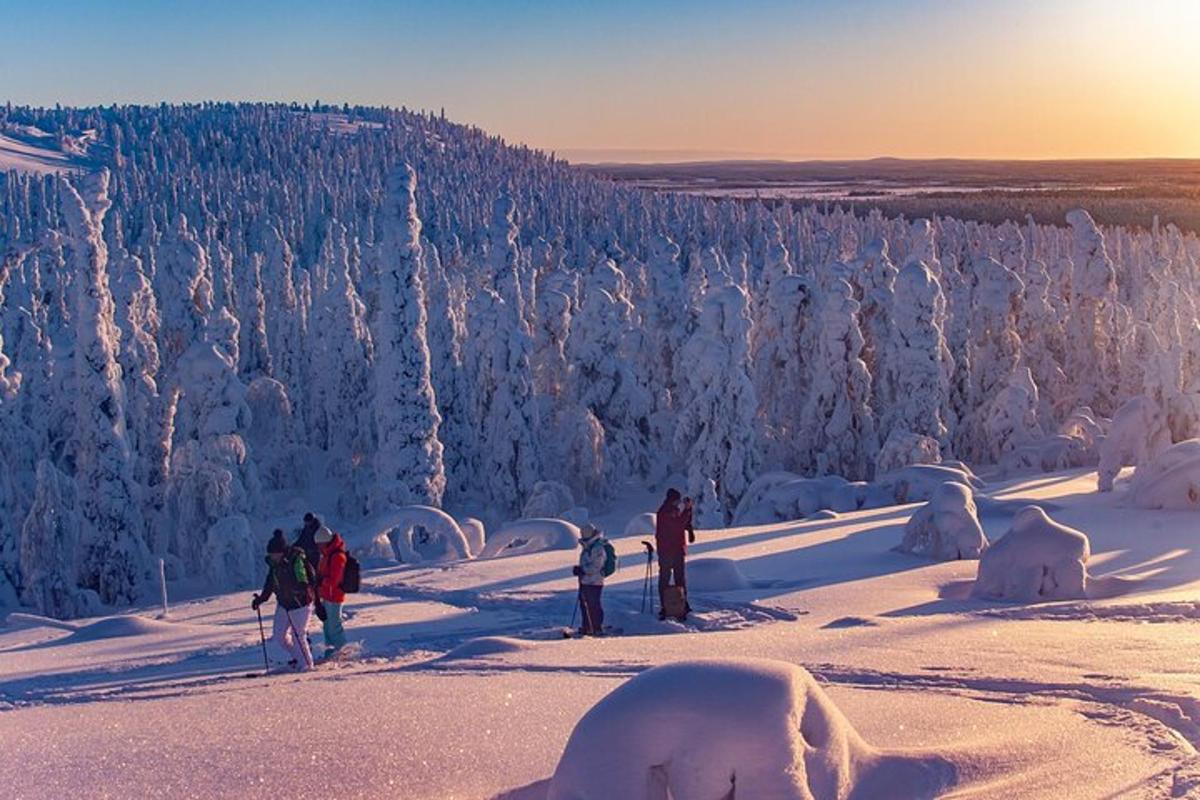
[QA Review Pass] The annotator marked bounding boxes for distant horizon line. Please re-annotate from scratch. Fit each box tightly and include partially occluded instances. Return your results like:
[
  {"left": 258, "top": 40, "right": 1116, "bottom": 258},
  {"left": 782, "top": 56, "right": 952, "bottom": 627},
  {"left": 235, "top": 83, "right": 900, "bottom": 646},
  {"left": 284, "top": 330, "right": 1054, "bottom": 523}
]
[{"left": 4, "top": 100, "right": 1197, "bottom": 166}]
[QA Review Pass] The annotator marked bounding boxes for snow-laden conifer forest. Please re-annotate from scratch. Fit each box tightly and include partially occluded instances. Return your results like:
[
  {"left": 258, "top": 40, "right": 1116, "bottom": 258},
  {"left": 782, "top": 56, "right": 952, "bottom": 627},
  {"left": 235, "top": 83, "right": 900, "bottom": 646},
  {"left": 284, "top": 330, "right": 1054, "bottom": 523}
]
[{"left": 2, "top": 103, "right": 1200, "bottom": 619}]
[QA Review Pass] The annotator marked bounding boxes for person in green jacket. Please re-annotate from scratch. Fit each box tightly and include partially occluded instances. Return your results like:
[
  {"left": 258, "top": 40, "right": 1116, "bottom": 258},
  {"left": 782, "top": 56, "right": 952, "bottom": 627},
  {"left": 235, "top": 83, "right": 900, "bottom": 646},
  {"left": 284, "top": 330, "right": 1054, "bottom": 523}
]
[{"left": 252, "top": 530, "right": 317, "bottom": 671}]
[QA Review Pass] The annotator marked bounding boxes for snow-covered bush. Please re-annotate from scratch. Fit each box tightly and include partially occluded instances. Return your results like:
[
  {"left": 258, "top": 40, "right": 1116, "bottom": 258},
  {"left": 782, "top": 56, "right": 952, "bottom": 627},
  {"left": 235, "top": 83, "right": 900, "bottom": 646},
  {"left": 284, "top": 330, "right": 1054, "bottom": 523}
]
[
  {"left": 733, "top": 472, "right": 865, "bottom": 525},
  {"left": 875, "top": 430, "right": 941, "bottom": 475},
  {"left": 896, "top": 481, "right": 987, "bottom": 561},
  {"left": 688, "top": 559, "right": 751, "bottom": 592},
  {"left": 1128, "top": 439, "right": 1200, "bottom": 510},
  {"left": 547, "top": 658, "right": 952, "bottom": 800},
  {"left": 876, "top": 464, "right": 983, "bottom": 505},
  {"left": 971, "top": 505, "right": 1090, "bottom": 602},
  {"left": 1097, "top": 395, "right": 1171, "bottom": 492},
  {"left": 521, "top": 480, "right": 575, "bottom": 520},
  {"left": 361, "top": 505, "right": 471, "bottom": 563},
  {"left": 478, "top": 518, "right": 580, "bottom": 559},
  {"left": 622, "top": 512, "right": 656, "bottom": 539},
  {"left": 457, "top": 517, "right": 487, "bottom": 556}
]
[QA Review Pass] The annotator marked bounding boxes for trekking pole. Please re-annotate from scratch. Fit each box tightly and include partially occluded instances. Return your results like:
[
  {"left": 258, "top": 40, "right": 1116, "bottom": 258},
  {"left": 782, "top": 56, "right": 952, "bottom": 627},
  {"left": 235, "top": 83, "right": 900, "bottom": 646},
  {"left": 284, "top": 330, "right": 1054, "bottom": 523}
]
[
  {"left": 254, "top": 604, "right": 270, "bottom": 676},
  {"left": 569, "top": 583, "right": 580, "bottom": 631},
  {"left": 641, "top": 541, "right": 654, "bottom": 615}
]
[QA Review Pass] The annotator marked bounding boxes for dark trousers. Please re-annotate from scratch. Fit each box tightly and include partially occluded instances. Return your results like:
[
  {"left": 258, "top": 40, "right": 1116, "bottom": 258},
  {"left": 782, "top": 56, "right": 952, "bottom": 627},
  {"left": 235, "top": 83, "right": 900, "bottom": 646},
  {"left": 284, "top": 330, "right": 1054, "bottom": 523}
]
[
  {"left": 658, "top": 553, "right": 687, "bottom": 605},
  {"left": 579, "top": 584, "right": 604, "bottom": 633}
]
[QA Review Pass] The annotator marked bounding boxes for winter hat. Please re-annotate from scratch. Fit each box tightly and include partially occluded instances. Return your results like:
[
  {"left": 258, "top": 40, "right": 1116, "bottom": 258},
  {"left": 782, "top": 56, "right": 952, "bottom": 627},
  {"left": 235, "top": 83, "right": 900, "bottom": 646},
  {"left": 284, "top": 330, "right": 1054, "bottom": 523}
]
[
  {"left": 580, "top": 524, "right": 600, "bottom": 540},
  {"left": 267, "top": 530, "right": 288, "bottom": 554},
  {"left": 314, "top": 526, "right": 334, "bottom": 544},
  {"left": 665, "top": 488, "right": 681, "bottom": 503}
]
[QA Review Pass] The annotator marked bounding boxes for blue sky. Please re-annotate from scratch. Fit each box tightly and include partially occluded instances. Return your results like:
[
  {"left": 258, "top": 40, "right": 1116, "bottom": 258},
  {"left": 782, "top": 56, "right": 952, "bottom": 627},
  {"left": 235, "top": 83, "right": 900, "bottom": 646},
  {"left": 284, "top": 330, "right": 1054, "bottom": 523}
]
[{"left": 3, "top": 0, "right": 1197, "bottom": 160}]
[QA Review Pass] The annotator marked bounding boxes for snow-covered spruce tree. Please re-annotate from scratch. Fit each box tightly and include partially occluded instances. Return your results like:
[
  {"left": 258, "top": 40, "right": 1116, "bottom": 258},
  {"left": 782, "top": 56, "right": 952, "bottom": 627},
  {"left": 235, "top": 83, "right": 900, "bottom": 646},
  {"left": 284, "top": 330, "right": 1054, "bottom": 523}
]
[
  {"left": 886, "top": 261, "right": 952, "bottom": 453},
  {"left": 59, "top": 170, "right": 151, "bottom": 606},
  {"left": 674, "top": 285, "right": 758, "bottom": 526},
  {"left": 1064, "top": 209, "right": 1120, "bottom": 415},
  {"left": 372, "top": 166, "right": 446, "bottom": 510},
  {"left": 19, "top": 459, "right": 91, "bottom": 618},
  {"left": 644, "top": 234, "right": 687, "bottom": 458},
  {"left": 159, "top": 340, "right": 261, "bottom": 587},
  {"left": 753, "top": 274, "right": 815, "bottom": 471},
  {"left": 154, "top": 213, "right": 213, "bottom": 374},
  {"left": 852, "top": 238, "right": 898, "bottom": 440},
  {"left": 799, "top": 278, "right": 878, "bottom": 480},
  {"left": 959, "top": 257, "right": 1026, "bottom": 462}
]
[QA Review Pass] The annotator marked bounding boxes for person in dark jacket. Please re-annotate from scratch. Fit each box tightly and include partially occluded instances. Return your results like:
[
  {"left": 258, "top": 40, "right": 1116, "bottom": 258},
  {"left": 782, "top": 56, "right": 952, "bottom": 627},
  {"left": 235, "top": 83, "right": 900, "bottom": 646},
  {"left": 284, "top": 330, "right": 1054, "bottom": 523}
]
[
  {"left": 293, "top": 512, "right": 322, "bottom": 575},
  {"left": 655, "top": 489, "right": 696, "bottom": 620},
  {"left": 252, "top": 529, "right": 317, "bottom": 670}
]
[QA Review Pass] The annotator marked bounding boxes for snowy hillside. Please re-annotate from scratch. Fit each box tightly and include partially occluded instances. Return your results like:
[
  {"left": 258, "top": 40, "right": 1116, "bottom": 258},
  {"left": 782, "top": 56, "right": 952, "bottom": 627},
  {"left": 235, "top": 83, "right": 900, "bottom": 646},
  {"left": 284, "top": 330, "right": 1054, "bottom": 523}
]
[
  {"left": 2, "top": 469, "right": 1199, "bottom": 798},
  {"left": 3, "top": 102, "right": 1200, "bottom": 623}
]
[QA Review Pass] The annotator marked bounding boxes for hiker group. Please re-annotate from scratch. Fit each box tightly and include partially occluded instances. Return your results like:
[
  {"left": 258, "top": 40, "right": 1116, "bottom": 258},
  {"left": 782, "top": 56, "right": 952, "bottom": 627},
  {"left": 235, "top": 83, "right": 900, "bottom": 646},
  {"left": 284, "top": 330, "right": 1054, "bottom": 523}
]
[
  {"left": 569, "top": 488, "right": 695, "bottom": 637},
  {"left": 251, "top": 512, "right": 359, "bottom": 671}
]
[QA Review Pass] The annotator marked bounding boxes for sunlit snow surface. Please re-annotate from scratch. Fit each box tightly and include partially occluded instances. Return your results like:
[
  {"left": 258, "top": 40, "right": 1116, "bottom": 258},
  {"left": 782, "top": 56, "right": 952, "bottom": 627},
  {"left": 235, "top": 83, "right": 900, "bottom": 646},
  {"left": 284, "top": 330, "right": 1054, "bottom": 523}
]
[{"left": 3, "top": 468, "right": 1200, "bottom": 798}]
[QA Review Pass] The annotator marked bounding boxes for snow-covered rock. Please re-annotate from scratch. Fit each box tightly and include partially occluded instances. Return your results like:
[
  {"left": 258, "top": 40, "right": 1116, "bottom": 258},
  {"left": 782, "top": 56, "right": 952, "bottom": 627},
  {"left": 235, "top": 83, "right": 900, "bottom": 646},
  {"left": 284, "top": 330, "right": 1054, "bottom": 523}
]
[
  {"left": 897, "top": 482, "right": 987, "bottom": 561},
  {"left": 1128, "top": 439, "right": 1200, "bottom": 510},
  {"left": 478, "top": 518, "right": 580, "bottom": 559},
  {"left": 687, "top": 559, "right": 751, "bottom": 592},
  {"left": 547, "top": 658, "right": 953, "bottom": 800},
  {"left": 971, "top": 505, "right": 1090, "bottom": 602},
  {"left": 876, "top": 463, "right": 983, "bottom": 505}
]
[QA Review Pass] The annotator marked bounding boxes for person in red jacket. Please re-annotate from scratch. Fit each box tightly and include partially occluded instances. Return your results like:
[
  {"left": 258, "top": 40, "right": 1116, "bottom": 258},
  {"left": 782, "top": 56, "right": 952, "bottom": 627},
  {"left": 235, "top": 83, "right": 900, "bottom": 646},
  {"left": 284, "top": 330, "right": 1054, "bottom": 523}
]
[
  {"left": 314, "top": 526, "right": 348, "bottom": 658},
  {"left": 654, "top": 488, "right": 696, "bottom": 619}
]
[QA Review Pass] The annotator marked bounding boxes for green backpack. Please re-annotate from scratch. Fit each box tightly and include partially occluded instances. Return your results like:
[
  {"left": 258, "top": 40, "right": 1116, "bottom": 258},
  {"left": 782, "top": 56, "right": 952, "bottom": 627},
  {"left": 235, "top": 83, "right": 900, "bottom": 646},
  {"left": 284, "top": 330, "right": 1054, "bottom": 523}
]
[{"left": 601, "top": 540, "right": 618, "bottom": 577}]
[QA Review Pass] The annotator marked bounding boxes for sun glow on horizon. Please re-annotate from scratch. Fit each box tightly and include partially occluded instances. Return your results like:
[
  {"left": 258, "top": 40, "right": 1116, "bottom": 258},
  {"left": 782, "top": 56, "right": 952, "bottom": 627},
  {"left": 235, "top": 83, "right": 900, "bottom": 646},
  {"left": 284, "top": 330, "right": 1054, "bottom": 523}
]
[{"left": 0, "top": 0, "right": 1197, "bottom": 160}]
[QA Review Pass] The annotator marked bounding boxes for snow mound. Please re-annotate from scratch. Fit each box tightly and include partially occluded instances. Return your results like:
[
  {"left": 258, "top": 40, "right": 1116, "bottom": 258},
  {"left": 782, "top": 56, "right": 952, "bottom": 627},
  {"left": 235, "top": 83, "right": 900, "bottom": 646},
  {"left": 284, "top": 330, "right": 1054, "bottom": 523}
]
[
  {"left": 440, "top": 636, "right": 537, "bottom": 660},
  {"left": 897, "top": 482, "right": 988, "bottom": 561},
  {"left": 1128, "top": 439, "right": 1200, "bottom": 510},
  {"left": 622, "top": 512, "right": 656, "bottom": 539},
  {"left": 479, "top": 519, "right": 580, "bottom": 559},
  {"left": 971, "top": 505, "right": 1090, "bottom": 602},
  {"left": 808, "top": 509, "right": 839, "bottom": 521},
  {"left": 547, "top": 658, "right": 954, "bottom": 800},
  {"left": 687, "top": 559, "right": 751, "bottom": 592}
]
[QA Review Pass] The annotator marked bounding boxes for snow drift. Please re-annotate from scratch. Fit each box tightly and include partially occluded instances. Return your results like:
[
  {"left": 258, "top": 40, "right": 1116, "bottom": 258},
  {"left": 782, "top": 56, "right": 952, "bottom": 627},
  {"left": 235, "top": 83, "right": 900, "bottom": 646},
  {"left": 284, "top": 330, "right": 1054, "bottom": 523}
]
[
  {"left": 546, "top": 658, "right": 954, "bottom": 800},
  {"left": 971, "top": 505, "right": 1090, "bottom": 602},
  {"left": 897, "top": 482, "right": 987, "bottom": 561}
]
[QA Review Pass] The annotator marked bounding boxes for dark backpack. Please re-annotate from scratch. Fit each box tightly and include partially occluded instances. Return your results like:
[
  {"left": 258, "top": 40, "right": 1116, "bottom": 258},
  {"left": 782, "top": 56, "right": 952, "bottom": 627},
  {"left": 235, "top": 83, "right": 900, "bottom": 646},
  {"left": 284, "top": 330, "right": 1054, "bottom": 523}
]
[{"left": 340, "top": 551, "right": 361, "bottom": 594}]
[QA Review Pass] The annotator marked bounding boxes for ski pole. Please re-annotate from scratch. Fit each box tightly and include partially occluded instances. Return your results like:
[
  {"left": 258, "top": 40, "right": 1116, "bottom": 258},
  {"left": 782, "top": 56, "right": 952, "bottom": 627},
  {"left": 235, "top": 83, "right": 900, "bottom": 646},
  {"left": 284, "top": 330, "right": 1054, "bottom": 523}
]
[
  {"left": 569, "top": 582, "right": 580, "bottom": 631},
  {"left": 254, "top": 604, "right": 270, "bottom": 675}
]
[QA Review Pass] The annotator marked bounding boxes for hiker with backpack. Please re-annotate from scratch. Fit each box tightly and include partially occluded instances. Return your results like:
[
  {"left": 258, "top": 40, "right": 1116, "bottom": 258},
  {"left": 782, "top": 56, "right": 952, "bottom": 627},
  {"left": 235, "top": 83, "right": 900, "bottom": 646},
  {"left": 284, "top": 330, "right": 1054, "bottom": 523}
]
[
  {"left": 293, "top": 512, "right": 323, "bottom": 576},
  {"left": 252, "top": 529, "right": 317, "bottom": 671},
  {"left": 314, "top": 525, "right": 349, "bottom": 658},
  {"left": 572, "top": 524, "right": 615, "bottom": 636},
  {"left": 655, "top": 489, "right": 695, "bottom": 621}
]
